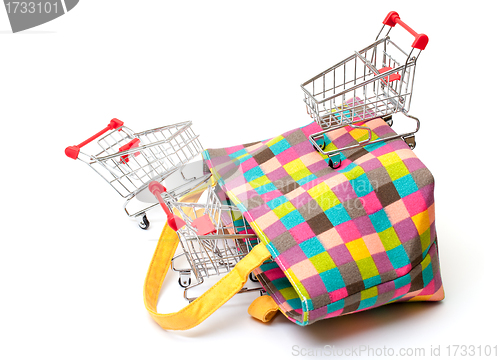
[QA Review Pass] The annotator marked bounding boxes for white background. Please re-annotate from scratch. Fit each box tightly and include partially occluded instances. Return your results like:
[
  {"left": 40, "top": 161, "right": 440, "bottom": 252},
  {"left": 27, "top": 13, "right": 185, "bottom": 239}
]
[{"left": 1, "top": 1, "right": 499, "bottom": 359}]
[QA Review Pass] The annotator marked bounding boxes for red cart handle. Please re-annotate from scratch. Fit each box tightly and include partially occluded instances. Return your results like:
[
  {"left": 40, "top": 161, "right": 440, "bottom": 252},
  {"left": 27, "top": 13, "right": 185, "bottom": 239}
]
[
  {"left": 65, "top": 118, "right": 124, "bottom": 159},
  {"left": 149, "top": 181, "right": 186, "bottom": 231},
  {"left": 383, "top": 11, "right": 428, "bottom": 51}
]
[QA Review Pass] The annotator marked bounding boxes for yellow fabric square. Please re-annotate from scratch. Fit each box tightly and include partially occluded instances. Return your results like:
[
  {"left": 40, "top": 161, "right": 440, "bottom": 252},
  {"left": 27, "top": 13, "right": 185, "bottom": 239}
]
[
  {"left": 287, "top": 269, "right": 310, "bottom": 299},
  {"left": 316, "top": 191, "right": 340, "bottom": 211},
  {"left": 344, "top": 165, "right": 364, "bottom": 180},
  {"left": 386, "top": 161, "right": 410, "bottom": 181},
  {"left": 361, "top": 285, "right": 378, "bottom": 300},
  {"left": 280, "top": 286, "right": 300, "bottom": 301},
  {"left": 273, "top": 202, "right": 295, "bottom": 218},
  {"left": 291, "top": 167, "right": 313, "bottom": 181},
  {"left": 412, "top": 210, "right": 430, "bottom": 235},
  {"left": 346, "top": 238, "right": 371, "bottom": 261},
  {"left": 378, "top": 152, "right": 401, "bottom": 167},
  {"left": 249, "top": 175, "right": 271, "bottom": 188},
  {"left": 266, "top": 135, "right": 284, "bottom": 147},
  {"left": 307, "top": 182, "right": 330, "bottom": 199},
  {"left": 283, "top": 158, "right": 306, "bottom": 174},
  {"left": 421, "top": 253, "right": 431, "bottom": 270},
  {"left": 357, "top": 257, "right": 379, "bottom": 280}
]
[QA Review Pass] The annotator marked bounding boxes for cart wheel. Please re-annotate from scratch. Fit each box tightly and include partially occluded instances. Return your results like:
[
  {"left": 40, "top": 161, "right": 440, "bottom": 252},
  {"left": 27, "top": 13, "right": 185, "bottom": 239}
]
[
  {"left": 138, "top": 215, "right": 150, "bottom": 230},
  {"left": 313, "top": 139, "right": 325, "bottom": 152},
  {"left": 178, "top": 277, "right": 191, "bottom": 288},
  {"left": 328, "top": 158, "right": 341, "bottom": 169},
  {"left": 249, "top": 272, "right": 259, "bottom": 283}
]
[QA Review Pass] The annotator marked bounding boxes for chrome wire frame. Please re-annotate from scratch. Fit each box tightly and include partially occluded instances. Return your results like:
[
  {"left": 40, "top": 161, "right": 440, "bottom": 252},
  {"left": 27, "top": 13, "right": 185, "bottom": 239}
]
[
  {"left": 301, "top": 31, "right": 423, "bottom": 166},
  {"left": 164, "top": 185, "right": 261, "bottom": 301},
  {"left": 76, "top": 121, "right": 206, "bottom": 220}
]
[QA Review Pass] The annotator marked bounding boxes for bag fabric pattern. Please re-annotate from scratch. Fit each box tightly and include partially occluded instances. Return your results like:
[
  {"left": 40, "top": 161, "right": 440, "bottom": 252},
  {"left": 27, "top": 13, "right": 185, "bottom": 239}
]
[{"left": 202, "top": 118, "right": 444, "bottom": 326}]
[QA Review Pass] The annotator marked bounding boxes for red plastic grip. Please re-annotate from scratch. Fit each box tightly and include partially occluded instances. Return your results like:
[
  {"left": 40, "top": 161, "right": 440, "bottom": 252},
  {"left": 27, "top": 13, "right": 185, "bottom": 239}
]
[
  {"left": 65, "top": 118, "right": 124, "bottom": 159},
  {"left": 148, "top": 181, "right": 186, "bottom": 231},
  {"left": 383, "top": 11, "right": 428, "bottom": 50},
  {"left": 119, "top": 138, "right": 140, "bottom": 163}
]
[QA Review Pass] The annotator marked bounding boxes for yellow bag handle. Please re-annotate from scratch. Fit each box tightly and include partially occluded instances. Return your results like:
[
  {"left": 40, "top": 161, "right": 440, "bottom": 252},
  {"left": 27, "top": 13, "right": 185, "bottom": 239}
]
[{"left": 143, "top": 181, "right": 272, "bottom": 330}]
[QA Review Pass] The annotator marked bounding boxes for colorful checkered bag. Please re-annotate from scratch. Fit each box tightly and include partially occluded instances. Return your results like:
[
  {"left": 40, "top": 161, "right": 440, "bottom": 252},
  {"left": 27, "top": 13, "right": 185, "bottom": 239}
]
[
  {"left": 201, "top": 117, "right": 444, "bottom": 326},
  {"left": 143, "top": 117, "right": 443, "bottom": 330}
]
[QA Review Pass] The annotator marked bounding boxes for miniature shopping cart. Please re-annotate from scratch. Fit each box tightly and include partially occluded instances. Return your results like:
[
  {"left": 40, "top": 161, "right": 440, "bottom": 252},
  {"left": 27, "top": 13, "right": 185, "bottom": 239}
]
[
  {"left": 65, "top": 119, "right": 210, "bottom": 229},
  {"left": 301, "top": 11, "right": 428, "bottom": 169},
  {"left": 149, "top": 180, "right": 262, "bottom": 301}
]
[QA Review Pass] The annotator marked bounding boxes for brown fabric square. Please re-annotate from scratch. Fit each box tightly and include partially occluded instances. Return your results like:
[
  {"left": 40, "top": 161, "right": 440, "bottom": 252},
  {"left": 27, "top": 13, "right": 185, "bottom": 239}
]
[
  {"left": 346, "top": 281, "right": 365, "bottom": 294},
  {"left": 253, "top": 147, "right": 275, "bottom": 165},
  {"left": 343, "top": 198, "right": 367, "bottom": 219},
  {"left": 346, "top": 148, "right": 369, "bottom": 162},
  {"left": 338, "top": 262, "right": 364, "bottom": 293},
  {"left": 311, "top": 293, "right": 331, "bottom": 309},
  {"left": 272, "top": 232, "right": 297, "bottom": 253},
  {"left": 402, "top": 236, "right": 423, "bottom": 267},
  {"left": 366, "top": 166, "right": 393, "bottom": 189},
  {"left": 306, "top": 212, "right": 334, "bottom": 235},
  {"left": 297, "top": 200, "right": 324, "bottom": 221},
  {"left": 411, "top": 168, "right": 434, "bottom": 189},
  {"left": 279, "top": 181, "right": 300, "bottom": 195},
  {"left": 375, "top": 182, "right": 400, "bottom": 207},
  {"left": 243, "top": 141, "right": 261, "bottom": 148},
  {"left": 409, "top": 271, "right": 424, "bottom": 292},
  {"left": 379, "top": 269, "right": 397, "bottom": 283},
  {"left": 285, "top": 130, "right": 308, "bottom": 146}
]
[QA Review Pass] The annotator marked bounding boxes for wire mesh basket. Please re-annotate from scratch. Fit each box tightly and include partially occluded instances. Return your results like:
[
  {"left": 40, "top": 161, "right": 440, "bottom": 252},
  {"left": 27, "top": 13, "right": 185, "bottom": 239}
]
[
  {"left": 65, "top": 119, "right": 210, "bottom": 229},
  {"left": 149, "top": 180, "right": 262, "bottom": 301},
  {"left": 301, "top": 11, "right": 427, "bottom": 169}
]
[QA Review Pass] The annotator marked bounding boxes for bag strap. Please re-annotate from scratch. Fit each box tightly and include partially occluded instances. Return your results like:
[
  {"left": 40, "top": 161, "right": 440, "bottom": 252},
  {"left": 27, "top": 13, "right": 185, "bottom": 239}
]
[
  {"left": 247, "top": 294, "right": 280, "bottom": 323},
  {"left": 143, "top": 182, "right": 272, "bottom": 330}
]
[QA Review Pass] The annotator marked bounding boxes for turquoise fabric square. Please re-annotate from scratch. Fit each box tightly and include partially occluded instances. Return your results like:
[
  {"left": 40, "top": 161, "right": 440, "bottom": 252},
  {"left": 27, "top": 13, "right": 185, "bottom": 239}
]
[
  {"left": 369, "top": 209, "right": 392, "bottom": 232},
  {"left": 327, "top": 299, "right": 345, "bottom": 313},
  {"left": 387, "top": 245, "right": 410, "bottom": 269},
  {"left": 281, "top": 210, "right": 305, "bottom": 230},
  {"left": 320, "top": 267, "right": 345, "bottom": 292},
  {"left": 270, "top": 139, "right": 291, "bottom": 155},
  {"left": 325, "top": 204, "right": 351, "bottom": 226},
  {"left": 351, "top": 173, "right": 373, "bottom": 197},
  {"left": 393, "top": 174, "right": 419, "bottom": 198},
  {"left": 299, "top": 237, "right": 325, "bottom": 258}
]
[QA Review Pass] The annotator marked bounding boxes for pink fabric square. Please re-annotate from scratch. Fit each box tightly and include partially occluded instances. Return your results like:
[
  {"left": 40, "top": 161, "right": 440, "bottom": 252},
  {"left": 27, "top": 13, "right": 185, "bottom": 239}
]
[
  {"left": 275, "top": 147, "right": 300, "bottom": 166},
  {"left": 329, "top": 287, "right": 348, "bottom": 303},
  {"left": 385, "top": 199, "right": 411, "bottom": 224},
  {"left": 394, "top": 284, "right": 411, "bottom": 298},
  {"left": 336, "top": 221, "right": 362, "bottom": 243},
  {"left": 363, "top": 233, "right": 385, "bottom": 254},
  {"left": 260, "top": 157, "right": 281, "bottom": 173},
  {"left": 225, "top": 144, "right": 245, "bottom": 154},
  {"left": 370, "top": 144, "right": 393, "bottom": 157},
  {"left": 325, "top": 309, "right": 343, "bottom": 319},
  {"left": 402, "top": 191, "right": 427, "bottom": 216},
  {"left": 302, "top": 122, "right": 323, "bottom": 137},
  {"left": 289, "top": 222, "right": 316, "bottom": 243},
  {"left": 264, "top": 267, "right": 286, "bottom": 282},
  {"left": 267, "top": 167, "right": 289, "bottom": 182},
  {"left": 240, "top": 157, "right": 259, "bottom": 172},
  {"left": 318, "top": 228, "right": 344, "bottom": 249},
  {"left": 360, "top": 191, "right": 383, "bottom": 215},
  {"left": 261, "top": 189, "right": 283, "bottom": 202},
  {"left": 418, "top": 279, "right": 436, "bottom": 296},
  {"left": 395, "top": 264, "right": 412, "bottom": 276}
]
